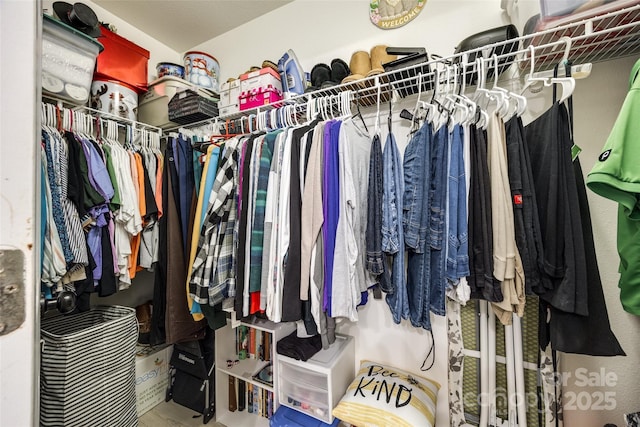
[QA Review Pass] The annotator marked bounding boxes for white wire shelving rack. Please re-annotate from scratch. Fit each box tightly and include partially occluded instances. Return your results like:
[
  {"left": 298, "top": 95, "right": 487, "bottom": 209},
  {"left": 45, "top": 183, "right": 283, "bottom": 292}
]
[
  {"left": 189, "top": 2, "right": 640, "bottom": 132},
  {"left": 42, "top": 93, "right": 164, "bottom": 135}
]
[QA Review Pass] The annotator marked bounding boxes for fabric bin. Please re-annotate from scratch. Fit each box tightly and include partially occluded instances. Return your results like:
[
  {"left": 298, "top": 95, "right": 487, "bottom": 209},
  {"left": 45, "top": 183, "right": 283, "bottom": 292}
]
[
  {"left": 95, "top": 26, "right": 150, "bottom": 93},
  {"left": 40, "top": 305, "right": 138, "bottom": 427}
]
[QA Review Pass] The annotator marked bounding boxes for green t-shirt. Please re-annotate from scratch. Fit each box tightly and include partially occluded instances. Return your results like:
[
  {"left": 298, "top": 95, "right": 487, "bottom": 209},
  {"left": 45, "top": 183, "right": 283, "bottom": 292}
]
[{"left": 587, "top": 58, "right": 640, "bottom": 315}]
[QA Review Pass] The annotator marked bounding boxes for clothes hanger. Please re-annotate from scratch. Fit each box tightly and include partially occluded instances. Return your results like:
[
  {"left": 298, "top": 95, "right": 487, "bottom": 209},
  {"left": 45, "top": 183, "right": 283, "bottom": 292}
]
[
  {"left": 521, "top": 43, "right": 575, "bottom": 104},
  {"left": 487, "top": 53, "right": 527, "bottom": 120},
  {"left": 456, "top": 60, "right": 480, "bottom": 126},
  {"left": 292, "top": 104, "right": 301, "bottom": 126},
  {"left": 443, "top": 63, "right": 471, "bottom": 126},
  {"left": 429, "top": 66, "right": 450, "bottom": 130},
  {"left": 489, "top": 54, "right": 514, "bottom": 120},
  {"left": 374, "top": 76, "right": 382, "bottom": 136},
  {"left": 353, "top": 90, "right": 369, "bottom": 132},
  {"left": 481, "top": 56, "right": 508, "bottom": 115},
  {"left": 411, "top": 73, "right": 424, "bottom": 133},
  {"left": 387, "top": 89, "right": 393, "bottom": 135}
]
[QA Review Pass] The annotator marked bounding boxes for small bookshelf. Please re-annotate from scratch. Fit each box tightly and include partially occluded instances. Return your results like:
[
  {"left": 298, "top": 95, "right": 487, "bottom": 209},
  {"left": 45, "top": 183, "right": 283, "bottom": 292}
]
[{"left": 214, "top": 316, "right": 295, "bottom": 426}]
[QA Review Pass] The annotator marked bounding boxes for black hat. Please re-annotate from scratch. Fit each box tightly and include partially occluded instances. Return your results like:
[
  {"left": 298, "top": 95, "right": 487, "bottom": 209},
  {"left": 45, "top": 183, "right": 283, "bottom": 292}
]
[{"left": 52, "top": 2, "right": 101, "bottom": 38}]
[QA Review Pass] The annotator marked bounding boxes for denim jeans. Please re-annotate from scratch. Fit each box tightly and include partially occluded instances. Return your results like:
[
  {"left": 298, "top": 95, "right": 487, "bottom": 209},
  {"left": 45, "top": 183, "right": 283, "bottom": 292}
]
[
  {"left": 366, "top": 134, "right": 384, "bottom": 275},
  {"left": 403, "top": 122, "right": 433, "bottom": 253},
  {"left": 382, "top": 132, "right": 409, "bottom": 323},
  {"left": 446, "top": 124, "right": 470, "bottom": 283},
  {"left": 428, "top": 125, "right": 449, "bottom": 316},
  {"left": 404, "top": 122, "right": 433, "bottom": 329}
]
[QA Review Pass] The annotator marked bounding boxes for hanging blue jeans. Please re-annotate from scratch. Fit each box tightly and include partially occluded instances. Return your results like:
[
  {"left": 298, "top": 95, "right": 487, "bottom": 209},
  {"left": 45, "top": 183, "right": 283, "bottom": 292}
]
[
  {"left": 403, "top": 122, "right": 433, "bottom": 253},
  {"left": 404, "top": 122, "right": 433, "bottom": 329},
  {"left": 382, "top": 132, "right": 409, "bottom": 323},
  {"left": 428, "top": 125, "right": 449, "bottom": 316},
  {"left": 445, "top": 124, "right": 470, "bottom": 283}
]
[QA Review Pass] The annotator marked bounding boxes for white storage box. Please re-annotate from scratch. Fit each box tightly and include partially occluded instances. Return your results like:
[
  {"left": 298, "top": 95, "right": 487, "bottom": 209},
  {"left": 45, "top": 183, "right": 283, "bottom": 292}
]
[
  {"left": 138, "top": 75, "right": 216, "bottom": 128},
  {"left": 42, "top": 14, "right": 103, "bottom": 104},
  {"left": 219, "top": 79, "right": 241, "bottom": 107},
  {"left": 219, "top": 79, "right": 240, "bottom": 117},
  {"left": 239, "top": 67, "right": 282, "bottom": 94},
  {"left": 277, "top": 334, "right": 355, "bottom": 424},
  {"left": 135, "top": 344, "right": 173, "bottom": 416}
]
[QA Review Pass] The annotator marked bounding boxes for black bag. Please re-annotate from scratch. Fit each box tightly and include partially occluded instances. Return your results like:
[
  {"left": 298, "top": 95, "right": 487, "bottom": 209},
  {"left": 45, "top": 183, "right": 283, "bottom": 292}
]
[
  {"left": 382, "top": 47, "right": 432, "bottom": 98},
  {"left": 166, "top": 328, "right": 216, "bottom": 423},
  {"left": 453, "top": 24, "right": 520, "bottom": 85}
]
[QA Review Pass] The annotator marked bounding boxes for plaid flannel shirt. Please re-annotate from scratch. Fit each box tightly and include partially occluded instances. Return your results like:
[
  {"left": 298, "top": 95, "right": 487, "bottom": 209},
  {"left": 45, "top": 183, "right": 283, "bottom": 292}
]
[{"left": 189, "top": 137, "right": 242, "bottom": 305}]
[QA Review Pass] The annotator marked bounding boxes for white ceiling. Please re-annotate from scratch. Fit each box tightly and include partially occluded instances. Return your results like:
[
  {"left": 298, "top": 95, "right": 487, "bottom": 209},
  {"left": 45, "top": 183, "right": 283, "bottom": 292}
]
[{"left": 92, "top": 0, "right": 293, "bottom": 53}]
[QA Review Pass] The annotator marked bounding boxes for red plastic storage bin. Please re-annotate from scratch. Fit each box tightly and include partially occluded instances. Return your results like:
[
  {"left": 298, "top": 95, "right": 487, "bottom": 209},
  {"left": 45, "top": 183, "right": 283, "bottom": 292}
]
[{"left": 95, "top": 26, "right": 150, "bottom": 93}]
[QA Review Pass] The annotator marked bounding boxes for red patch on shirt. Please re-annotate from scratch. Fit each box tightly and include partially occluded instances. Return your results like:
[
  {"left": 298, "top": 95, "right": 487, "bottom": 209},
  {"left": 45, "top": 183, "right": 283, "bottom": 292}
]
[{"left": 514, "top": 194, "right": 523, "bottom": 205}]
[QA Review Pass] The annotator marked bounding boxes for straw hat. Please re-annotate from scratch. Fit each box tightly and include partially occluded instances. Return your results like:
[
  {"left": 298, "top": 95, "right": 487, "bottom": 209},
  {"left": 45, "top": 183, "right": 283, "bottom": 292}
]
[
  {"left": 367, "top": 45, "right": 397, "bottom": 77},
  {"left": 341, "top": 51, "right": 372, "bottom": 84}
]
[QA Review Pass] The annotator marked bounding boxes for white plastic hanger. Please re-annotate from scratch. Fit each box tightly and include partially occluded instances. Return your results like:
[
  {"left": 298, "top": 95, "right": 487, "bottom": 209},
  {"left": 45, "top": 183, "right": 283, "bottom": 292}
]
[
  {"left": 457, "top": 60, "right": 482, "bottom": 126},
  {"left": 444, "top": 64, "right": 471, "bottom": 126},
  {"left": 481, "top": 57, "right": 508, "bottom": 116},
  {"left": 521, "top": 43, "right": 575, "bottom": 103},
  {"left": 305, "top": 96, "right": 314, "bottom": 124},
  {"left": 489, "top": 54, "right": 527, "bottom": 120},
  {"left": 430, "top": 66, "right": 450, "bottom": 131}
]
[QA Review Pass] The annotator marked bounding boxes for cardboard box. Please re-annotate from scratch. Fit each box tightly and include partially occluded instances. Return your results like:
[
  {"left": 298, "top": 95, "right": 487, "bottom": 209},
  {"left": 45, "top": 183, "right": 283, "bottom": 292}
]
[
  {"left": 135, "top": 344, "right": 173, "bottom": 416},
  {"left": 219, "top": 79, "right": 241, "bottom": 109}
]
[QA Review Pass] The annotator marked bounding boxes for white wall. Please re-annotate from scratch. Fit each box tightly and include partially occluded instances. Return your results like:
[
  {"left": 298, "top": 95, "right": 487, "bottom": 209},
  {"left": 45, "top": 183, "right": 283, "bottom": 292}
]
[
  {"left": 187, "top": 1, "right": 640, "bottom": 426},
  {"left": 190, "top": 0, "right": 511, "bottom": 84}
]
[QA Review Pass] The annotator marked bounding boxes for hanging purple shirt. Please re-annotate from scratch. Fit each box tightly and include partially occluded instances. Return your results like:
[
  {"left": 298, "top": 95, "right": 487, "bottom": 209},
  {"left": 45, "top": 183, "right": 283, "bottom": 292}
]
[
  {"left": 79, "top": 137, "right": 114, "bottom": 203},
  {"left": 322, "top": 120, "right": 341, "bottom": 315},
  {"left": 87, "top": 203, "right": 110, "bottom": 286}
]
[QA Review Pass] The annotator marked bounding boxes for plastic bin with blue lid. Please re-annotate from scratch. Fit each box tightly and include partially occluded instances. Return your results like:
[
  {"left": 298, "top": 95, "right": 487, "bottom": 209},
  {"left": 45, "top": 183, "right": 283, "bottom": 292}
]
[{"left": 270, "top": 405, "right": 341, "bottom": 427}]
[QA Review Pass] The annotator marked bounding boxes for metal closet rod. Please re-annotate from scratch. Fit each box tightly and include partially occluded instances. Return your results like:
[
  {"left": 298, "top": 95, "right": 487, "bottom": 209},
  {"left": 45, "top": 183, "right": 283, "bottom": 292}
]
[
  {"left": 42, "top": 94, "right": 164, "bottom": 134},
  {"left": 178, "top": 2, "right": 640, "bottom": 132}
]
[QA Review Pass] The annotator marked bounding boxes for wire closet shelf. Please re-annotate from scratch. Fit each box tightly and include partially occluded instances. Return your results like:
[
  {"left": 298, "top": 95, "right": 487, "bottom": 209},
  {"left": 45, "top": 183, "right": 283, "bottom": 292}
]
[
  {"left": 42, "top": 93, "right": 164, "bottom": 135},
  {"left": 206, "top": 2, "right": 640, "bottom": 128}
]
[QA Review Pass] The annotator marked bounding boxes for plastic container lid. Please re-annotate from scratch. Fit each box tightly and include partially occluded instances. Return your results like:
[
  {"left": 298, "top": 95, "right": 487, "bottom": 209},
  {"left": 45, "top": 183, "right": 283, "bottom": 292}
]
[{"left": 43, "top": 14, "right": 104, "bottom": 53}]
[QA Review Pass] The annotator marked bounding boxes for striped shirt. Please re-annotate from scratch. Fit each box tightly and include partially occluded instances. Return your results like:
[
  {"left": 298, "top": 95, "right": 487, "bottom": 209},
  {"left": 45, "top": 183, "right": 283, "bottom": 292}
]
[{"left": 249, "top": 134, "right": 275, "bottom": 294}]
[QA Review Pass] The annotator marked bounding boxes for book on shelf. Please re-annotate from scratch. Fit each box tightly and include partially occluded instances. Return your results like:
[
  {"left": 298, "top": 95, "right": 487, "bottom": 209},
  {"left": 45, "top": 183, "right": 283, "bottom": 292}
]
[
  {"left": 253, "top": 382, "right": 259, "bottom": 416},
  {"left": 257, "top": 329, "right": 263, "bottom": 361},
  {"left": 264, "top": 332, "right": 271, "bottom": 362},
  {"left": 237, "top": 379, "right": 246, "bottom": 412},
  {"left": 247, "top": 382, "right": 253, "bottom": 413},
  {"left": 249, "top": 327, "right": 256, "bottom": 359},
  {"left": 237, "top": 325, "right": 249, "bottom": 359}
]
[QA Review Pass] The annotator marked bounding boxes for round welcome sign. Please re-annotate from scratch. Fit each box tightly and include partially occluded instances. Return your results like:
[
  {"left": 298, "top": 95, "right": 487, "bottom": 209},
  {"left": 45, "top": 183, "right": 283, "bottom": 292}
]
[{"left": 370, "top": 0, "right": 427, "bottom": 29}]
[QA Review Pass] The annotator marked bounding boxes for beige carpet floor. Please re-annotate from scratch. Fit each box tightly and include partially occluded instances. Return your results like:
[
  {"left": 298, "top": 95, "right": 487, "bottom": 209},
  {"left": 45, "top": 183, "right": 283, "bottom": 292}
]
[{"left": 138, "top": 401, "right": 223, "bottom": 427}]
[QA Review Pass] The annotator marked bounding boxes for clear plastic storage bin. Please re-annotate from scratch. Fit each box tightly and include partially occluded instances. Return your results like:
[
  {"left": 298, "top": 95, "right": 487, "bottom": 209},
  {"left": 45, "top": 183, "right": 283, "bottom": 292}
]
[{"left": 41, "top": 14, "right": 103, "bottom": 104}]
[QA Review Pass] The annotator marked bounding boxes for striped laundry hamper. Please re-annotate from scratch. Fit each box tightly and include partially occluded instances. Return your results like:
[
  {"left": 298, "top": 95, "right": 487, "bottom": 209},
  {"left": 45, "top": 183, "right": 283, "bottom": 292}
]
[{"left": 40, "top": 305, "right": 138, "bottom": 427}]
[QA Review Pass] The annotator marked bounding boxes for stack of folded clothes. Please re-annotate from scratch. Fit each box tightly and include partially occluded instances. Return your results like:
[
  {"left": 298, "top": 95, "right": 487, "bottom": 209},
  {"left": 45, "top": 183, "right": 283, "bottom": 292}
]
[{"left": 276, "top": 330, "right": 323, "bottom": 361}]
